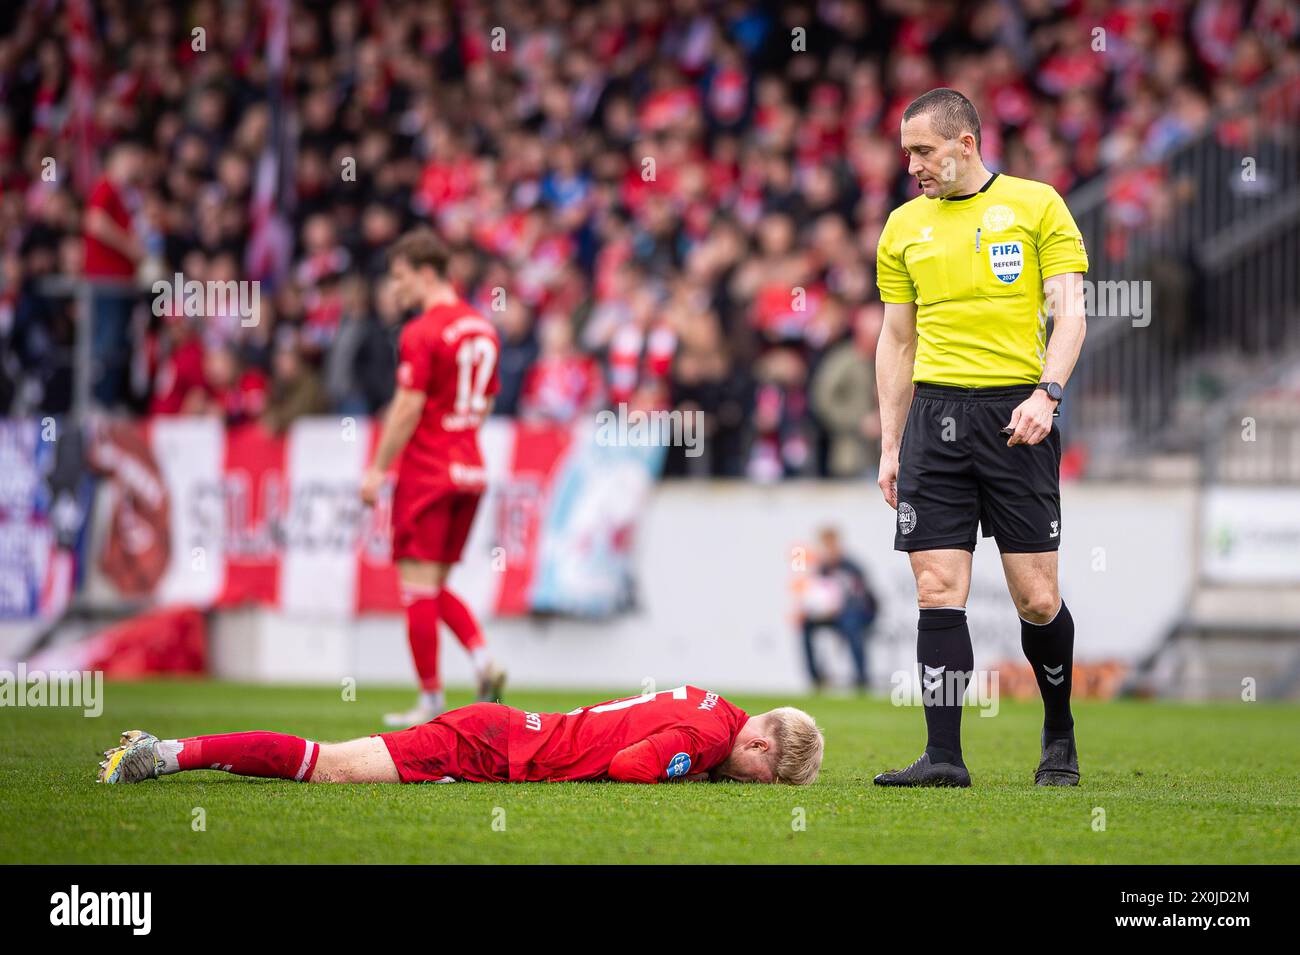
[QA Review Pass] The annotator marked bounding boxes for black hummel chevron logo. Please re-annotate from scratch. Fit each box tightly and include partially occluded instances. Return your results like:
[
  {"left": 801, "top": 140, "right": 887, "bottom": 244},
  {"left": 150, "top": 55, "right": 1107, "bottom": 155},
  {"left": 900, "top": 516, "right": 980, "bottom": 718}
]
[{"left": 1042, "top": 664, "right": 1065, "bottom": 686}]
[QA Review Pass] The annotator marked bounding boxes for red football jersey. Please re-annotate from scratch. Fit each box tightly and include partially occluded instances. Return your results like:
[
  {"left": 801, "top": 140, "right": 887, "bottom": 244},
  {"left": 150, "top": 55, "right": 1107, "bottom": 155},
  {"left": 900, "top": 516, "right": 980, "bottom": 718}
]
[
  {"left": 394, "top": 298, "right": 500, "bottom": 497},
  {"left": 507, "top": 685, "right": 749, "bottom": 782}
]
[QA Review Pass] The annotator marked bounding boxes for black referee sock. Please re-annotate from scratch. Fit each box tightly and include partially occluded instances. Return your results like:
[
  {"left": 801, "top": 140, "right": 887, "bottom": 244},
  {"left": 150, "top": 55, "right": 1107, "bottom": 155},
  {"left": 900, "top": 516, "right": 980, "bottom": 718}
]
[
  {"left": 1020, "top": 600, "right": 1075, "bottom": 738},
  {"left": 917, "top": 608, "right": 974, "bottom": 766}
]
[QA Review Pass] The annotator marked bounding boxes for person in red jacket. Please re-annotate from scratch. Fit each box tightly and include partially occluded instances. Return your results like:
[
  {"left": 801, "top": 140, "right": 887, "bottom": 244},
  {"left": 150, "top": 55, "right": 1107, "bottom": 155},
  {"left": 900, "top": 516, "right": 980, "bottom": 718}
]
[
  {"left": 83, "top": 139, "right": 147, "bottom": 409},
  {"left": 97, "top": 685, "right": 824, "bottom": 786}
]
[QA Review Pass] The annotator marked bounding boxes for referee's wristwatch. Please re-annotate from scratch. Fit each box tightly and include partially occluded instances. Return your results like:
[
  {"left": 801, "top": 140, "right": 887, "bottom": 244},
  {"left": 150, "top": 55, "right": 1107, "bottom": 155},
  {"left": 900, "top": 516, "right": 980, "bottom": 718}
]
[{"left": 1036, "top": 381, "right": 1064, "bottom": 406}]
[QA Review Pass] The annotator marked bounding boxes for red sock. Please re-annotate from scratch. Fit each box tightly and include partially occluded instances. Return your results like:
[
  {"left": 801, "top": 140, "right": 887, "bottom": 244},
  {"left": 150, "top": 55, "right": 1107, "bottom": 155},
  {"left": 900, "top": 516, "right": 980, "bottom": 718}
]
[
  {"left": 437, "top": 588, "right": 485, "bottom": 652},
  {"left": 404, "top": 587, "right": 441, "bottom": 691},
  {"left": 176, "top": 732, "right": 319, "bottom": 781}
]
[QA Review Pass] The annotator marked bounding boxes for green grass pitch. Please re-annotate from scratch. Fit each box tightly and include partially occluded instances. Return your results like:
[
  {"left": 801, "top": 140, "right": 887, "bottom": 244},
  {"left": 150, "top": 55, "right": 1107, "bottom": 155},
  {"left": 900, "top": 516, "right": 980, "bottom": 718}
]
[{"left": 2, "top": 681, "right": 1297, "bottom": 864}]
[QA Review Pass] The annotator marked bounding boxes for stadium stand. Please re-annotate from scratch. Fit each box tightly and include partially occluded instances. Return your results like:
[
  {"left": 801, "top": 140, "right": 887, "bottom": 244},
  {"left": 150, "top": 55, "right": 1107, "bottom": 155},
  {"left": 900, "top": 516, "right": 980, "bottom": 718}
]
[{"left": 3, "top": 0, "right": 1298, "bottom": 482}]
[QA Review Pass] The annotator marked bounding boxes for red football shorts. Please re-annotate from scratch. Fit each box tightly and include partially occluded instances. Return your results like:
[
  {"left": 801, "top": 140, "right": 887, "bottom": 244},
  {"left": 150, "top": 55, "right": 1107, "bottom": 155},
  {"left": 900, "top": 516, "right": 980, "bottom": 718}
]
[
  {"left": 391, "top": 484, "right": 482, "bottom": 564},
  {"left": 380, "top": 702, "right": 511, "bottom": 783}
]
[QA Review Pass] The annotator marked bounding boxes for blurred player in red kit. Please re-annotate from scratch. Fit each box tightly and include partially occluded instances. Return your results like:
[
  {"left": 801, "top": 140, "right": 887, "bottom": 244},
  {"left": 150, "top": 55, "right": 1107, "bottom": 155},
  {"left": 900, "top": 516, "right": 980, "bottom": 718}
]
[
  {"left": 97, "top": 686, "right": 824, "bottom": 786},
  {"left": 359, "top": 229, "right": 506, "bottom": 727}
]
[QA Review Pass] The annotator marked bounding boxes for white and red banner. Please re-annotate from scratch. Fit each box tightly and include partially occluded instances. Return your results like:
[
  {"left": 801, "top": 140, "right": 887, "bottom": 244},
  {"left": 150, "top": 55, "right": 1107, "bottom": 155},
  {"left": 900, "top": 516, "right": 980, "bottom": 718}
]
[{"left": 91, "top": 416, "right": 662, "bottom": 619}]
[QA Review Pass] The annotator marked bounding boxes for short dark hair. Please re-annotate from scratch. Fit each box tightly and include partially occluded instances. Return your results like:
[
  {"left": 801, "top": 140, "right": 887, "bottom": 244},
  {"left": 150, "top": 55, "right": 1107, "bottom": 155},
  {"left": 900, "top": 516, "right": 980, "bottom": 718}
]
[
  {"left": 388, "top": 228, "right": 449, "bottom": 274},
  {"left": 903, "top": 88, "right": 981, "bottom": 152}
]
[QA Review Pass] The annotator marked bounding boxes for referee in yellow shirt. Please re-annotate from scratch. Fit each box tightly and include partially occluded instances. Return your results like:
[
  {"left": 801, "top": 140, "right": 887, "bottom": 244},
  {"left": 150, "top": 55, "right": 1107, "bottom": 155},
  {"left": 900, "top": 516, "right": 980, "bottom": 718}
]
[{"left": 873, "top": 89, "right": 1088, "bottom": 788}]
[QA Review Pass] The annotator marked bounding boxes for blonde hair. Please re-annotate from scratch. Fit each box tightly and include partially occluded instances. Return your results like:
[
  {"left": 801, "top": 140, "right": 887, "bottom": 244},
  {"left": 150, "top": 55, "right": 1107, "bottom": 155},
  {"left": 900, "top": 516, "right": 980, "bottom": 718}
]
[{"left": 762, "top": 707, "right": 824, "bottom": 785}]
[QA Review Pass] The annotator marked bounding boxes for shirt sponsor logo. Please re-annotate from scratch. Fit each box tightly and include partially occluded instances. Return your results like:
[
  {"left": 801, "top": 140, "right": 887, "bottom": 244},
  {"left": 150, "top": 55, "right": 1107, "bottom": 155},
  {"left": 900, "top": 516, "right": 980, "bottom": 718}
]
[
  {"left": 988, "top": 241, "right": 1024, "bottom": 284},
  {"left": 449, "top": 462, "right": 487, "bottom": 486},
  {"left": 524, "top": 712, "right": 542, "bottom": 731},
  {"left": 898, "top": 502, "right": 917, "bottom": 535},
  {"left": 982, "top": 204, "right": 1015, "bottom": 232},
  {"left": 440, "top": 412, "right": 487, "bottom": 432},
  {"left": 698, "top": 692, "right": 719, "bottom": 711},
  {"left": 666, "top": 752, "right": 692, "bottom": 778}
]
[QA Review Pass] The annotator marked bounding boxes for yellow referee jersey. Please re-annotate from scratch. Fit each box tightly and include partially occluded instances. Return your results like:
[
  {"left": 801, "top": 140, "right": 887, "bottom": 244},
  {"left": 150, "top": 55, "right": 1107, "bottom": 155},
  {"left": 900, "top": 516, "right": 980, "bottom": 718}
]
[{"left": 875, "top": 173, "right": 1089, "bottom": 387}]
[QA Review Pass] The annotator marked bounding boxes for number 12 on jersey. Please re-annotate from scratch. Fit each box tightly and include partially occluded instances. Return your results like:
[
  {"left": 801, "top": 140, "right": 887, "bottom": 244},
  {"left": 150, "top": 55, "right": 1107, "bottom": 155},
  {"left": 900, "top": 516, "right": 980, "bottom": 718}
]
[{"left": 455, "top": 337, "right": 497, "bottom": 415}]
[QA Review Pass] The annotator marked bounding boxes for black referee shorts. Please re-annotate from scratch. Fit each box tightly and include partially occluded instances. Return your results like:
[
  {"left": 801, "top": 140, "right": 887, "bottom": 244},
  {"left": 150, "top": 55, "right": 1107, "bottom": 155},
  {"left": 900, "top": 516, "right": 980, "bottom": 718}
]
[{"left": 894, "top": 383, "right": 1062, "bottom": 554}]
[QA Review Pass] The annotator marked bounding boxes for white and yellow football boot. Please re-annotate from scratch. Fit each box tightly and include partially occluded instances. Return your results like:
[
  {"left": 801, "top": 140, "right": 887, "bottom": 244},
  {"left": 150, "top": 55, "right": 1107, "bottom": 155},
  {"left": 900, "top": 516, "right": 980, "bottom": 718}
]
[{"left": 97, "top": 730, "right": 163, "bottom": 784}]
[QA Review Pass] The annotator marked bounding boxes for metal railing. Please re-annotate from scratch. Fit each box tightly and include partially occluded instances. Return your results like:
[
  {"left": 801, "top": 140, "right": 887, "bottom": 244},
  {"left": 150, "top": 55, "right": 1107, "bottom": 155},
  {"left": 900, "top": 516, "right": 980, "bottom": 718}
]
[
  {"left": 3, "top": 275, "right": 155, "bottom": 422},
  {"left": 1201, "top": 358, "right": 1300, "bottom": 484},
  {"left": 1065, "top": 75, "right": 1300, "bottom": 477}
]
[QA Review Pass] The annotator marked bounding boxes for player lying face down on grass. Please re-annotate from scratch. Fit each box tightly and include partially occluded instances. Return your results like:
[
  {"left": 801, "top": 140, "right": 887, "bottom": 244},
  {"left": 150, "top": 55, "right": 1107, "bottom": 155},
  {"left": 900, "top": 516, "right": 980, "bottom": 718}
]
[{"left": 97, "top": 686, "right": 824, "bottom": 786}]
